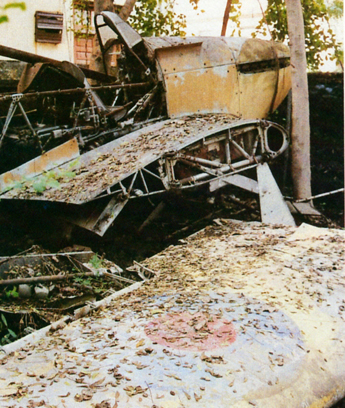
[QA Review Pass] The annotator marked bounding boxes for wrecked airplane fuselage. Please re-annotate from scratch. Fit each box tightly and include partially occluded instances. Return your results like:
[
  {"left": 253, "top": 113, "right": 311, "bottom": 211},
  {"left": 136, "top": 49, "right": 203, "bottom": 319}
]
[{"left": 0, "top": 12, "right": 293, "bottom": 235}]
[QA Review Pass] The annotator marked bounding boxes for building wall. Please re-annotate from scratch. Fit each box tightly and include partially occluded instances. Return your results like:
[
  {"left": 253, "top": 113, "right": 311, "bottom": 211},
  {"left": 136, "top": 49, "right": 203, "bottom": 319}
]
[{"left": 0, "top": 0, "right": 74, "bottom": 62}]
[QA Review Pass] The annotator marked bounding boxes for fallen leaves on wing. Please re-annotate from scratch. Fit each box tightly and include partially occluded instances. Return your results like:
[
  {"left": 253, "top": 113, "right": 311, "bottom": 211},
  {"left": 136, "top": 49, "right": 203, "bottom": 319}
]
[{"left": 123, "top": 385, "right": 147, "bottom": 397}]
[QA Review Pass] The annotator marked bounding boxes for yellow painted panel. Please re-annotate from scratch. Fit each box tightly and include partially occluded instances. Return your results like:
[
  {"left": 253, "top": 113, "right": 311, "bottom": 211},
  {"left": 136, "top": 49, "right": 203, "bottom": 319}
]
[
  {"left": 239, "top": 70, "right": 277, "bottom": 119},
  {"left": 156, "top": 43, "right": 204, "bottom": 74},
  {"left": 272, "top": 66, "right": 292, "bottom": 111},
  {"left": 164, "top": 65, "right": 240, "bottom": 118},
  {"left": 156, "top": 39, "right": 236, "bottom": 75},
  {"left": 238, "top": 67, "right": 291, "bottom": 119}
]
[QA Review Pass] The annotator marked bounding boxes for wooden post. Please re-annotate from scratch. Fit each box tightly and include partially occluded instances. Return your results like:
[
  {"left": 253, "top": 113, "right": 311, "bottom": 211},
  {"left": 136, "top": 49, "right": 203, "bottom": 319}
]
[
  {"left": 221, "top": 0, "right": 232, "bottom": 36},
  {"left": 285, "top": 0, "right": 312, "bottom": 200}
]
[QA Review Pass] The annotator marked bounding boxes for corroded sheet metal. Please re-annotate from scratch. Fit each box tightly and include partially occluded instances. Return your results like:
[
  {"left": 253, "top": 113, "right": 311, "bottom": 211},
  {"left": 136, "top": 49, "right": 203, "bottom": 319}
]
[
  {"left": 163, "top": 65, "right": 240, "bottom": 118},
  {"left": 153, "top": 38, "right": 238, "bottom": 71},
  {"left": 0, "top": 222, "right": 344, "bottom": 407},
  {"left": 0, "top": 115, "right": 242, "bottom": 204},
  {"left": 101, "top": 11, "right": 142, "bottom": 50},
  {"left": 154, "top": 37, "right": 290, "bottom": 119},
  {"left": 0, "top": 138, "right": 79, "bottom": 192},
  {"left": 237, "top": 38, "right": 289, "bottom": 64}
]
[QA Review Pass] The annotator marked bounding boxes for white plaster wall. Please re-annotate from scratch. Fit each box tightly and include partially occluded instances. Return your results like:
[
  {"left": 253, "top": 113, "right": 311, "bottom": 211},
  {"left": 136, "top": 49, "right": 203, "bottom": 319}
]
[{"left": 0, "top": 0, "right": 74, "bottom": 62}]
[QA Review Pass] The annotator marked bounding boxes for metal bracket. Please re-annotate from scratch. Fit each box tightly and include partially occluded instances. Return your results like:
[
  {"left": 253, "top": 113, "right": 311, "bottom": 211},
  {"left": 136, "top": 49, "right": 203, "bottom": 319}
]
[
  {"left": 0, "top": 93, "right": 42, "bottom": 151},
  {"left": 257, "top": 162, "right": 295, "bottom": 226}
]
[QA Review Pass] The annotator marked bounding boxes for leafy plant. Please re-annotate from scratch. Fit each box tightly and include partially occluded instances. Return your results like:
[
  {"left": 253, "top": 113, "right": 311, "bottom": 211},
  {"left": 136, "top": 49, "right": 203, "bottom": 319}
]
[
  {"left": 7, "top": 168, "right": 76, "bottom": 194},
  {"left": 129, "top": 0, "right": 187, "bottom": 36},
  {"left": 0, "top": 313, "right": 17, "bottom": 345},
  {"left": 89, "top": 254, "right": 103, "bottom": 269},
  {"left": 74, "top": 276, "right": 92, "bottom": 285},
  {"left": 253, "top": 0, "right": 342, "bottom": 71},
  {"left": 228, "top": 0, "right": 242, "bottom": 37},
  {"left": 5, "top": 286, "right": 19, "bottom": 298}
]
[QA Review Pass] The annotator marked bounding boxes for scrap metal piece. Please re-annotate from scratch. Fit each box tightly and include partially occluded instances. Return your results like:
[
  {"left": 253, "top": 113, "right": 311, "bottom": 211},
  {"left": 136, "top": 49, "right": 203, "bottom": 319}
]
[
  {"left": 287, "top": 201, "right": 322, "bottom": 216},
  {"left": 0, "top": 44, "right": 116, "bottom": 83},
  {"left": 100, "top": 12, "right": 143, "bottom": 50},
  {"left": 0, "top": 138, "right": 80, "bottom": 192},
  {"left": 89, "top": 196, "right": 130, "bottom": 236},
  {"left": 0, "top": 93, "right": 42, "bottom": 151},
  {"left": 257, "top": 162, "right": 296, "bottom": 226},
  {"left": 209, "top": 174, "right": 259, "bottom": 193}
]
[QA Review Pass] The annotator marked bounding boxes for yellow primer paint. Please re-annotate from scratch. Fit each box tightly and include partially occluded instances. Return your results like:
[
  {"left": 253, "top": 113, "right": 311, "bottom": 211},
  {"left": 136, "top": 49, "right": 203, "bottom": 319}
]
[
  {"left": 156, "top": 38, "right": 291, "bottom": 119},
  {"left": 308, "top": 390, "right": 337, "bottom": 408},
  {"left": 163, "top": 65, "right": 240, "bottom": 118}
]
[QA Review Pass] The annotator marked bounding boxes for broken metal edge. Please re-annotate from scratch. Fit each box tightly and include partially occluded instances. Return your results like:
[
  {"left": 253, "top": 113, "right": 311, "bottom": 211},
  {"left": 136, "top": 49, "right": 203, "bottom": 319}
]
[{"left": 1, "top": 281, "right": 143, "bottom": 355}]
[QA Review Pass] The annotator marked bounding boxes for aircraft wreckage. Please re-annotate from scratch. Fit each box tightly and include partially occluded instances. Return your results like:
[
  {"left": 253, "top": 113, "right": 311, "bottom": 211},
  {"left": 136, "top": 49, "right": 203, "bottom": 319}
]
[{"left": 0, "top": 12, "right": 295, "bottom": 236}]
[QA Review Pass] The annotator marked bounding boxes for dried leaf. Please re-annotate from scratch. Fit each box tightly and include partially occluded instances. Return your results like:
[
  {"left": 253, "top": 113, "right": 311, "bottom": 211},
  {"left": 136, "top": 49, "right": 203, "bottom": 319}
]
[
  {"left": 90, "top": 377, "right": 105, "bottom": 388},
  {"left": 194, "top": 392, "right": 202, "bottom": 402},
  {"left": 205, "top": 368, "right": 222, "bottom": 378},
  {"left": 136, "top": 339, "right": 145, "bottom": 348},
  {"left": 183, "top": 390, "right": 191, "bottom": 400}
]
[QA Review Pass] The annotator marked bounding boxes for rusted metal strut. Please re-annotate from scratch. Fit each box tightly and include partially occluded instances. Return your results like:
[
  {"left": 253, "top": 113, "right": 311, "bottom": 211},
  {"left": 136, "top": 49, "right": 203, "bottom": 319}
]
[{"left": 0, "top": 45, "right": 116, "bottom": 83}]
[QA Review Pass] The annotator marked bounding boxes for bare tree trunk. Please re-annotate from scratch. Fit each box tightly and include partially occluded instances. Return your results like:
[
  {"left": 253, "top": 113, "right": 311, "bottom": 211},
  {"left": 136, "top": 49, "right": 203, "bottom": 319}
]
[
  {"left": 119, "top": 0, "right": 138, "bottom": 22},
  {"left": 285, "top": 0, "right": 312, "bottom": 200},
  {"left": 221, "top": 0, "right": 232, "bottom": 36},
  {"left": 89, "top": 0, "right": 114, "bottom": 77}
]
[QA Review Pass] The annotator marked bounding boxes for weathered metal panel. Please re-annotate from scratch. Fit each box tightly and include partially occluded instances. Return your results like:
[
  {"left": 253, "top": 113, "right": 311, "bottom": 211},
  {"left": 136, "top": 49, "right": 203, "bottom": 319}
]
[
  {"left": 155, "top": 37, "right": 290, "bottom": 119},
  {"left": 163, "top": 65, "right": 240, "bottom": 118},
  {"left": 101, "top": 11, "right": 142, "bottom": 49},
  {"left": 257, "top": 162, "right": 296, "bottom": 226},
  {"left": 144, "top": 36, "right": 246, "bottom": 63},
  {"left": 0, "top": 138, "right": 80, "bottom": 192},
  {"left": 238, "top": 70, "right": 278, "bottom": 119},
  {"left": 272, "top": 66, "right": 292, "bottom": 111},
  {"left": 0, "top": 115, "right": 244, "bottom": 204},
  {"left": 238, "top": 67, "right": 291, "bottom": 119},
  {"left": 237, "top": 38, "right": 289, "bottom": 64},
  {"left": 155, "top": 39, "right": 236, "bottom": 73}
]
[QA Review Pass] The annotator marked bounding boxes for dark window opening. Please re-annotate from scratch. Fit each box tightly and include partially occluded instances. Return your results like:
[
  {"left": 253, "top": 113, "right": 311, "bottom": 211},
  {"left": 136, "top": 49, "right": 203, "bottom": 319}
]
[{"left": 238, "top": 57, "right": 290, "bottom": 74}]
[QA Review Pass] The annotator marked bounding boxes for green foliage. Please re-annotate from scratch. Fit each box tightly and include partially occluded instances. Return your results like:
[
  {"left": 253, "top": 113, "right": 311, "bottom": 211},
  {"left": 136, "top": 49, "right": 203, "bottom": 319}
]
[
  {"left": 128, "top": 0, "right": 187, "bottom": 36},
  {"left": 72, "top": 0, "right": 93, "bottom": 39},
  {"left": 253, "top": 0, "right": 342, "bottom": 71},
  {"left": 72, "top": 0, "right": 199, "bottom": 38},
  {"left": 6, "top": 168, "right": 76, "bottom": 194},
  {"left": 3, "top": 1, "right": 25, "bottom": 10},
  {"left": 0, "top": 1, "right": 25, "bottom": 24},
  {"left": 89, "top": 254, "right": 103, "bottom": 269},
  {"left": 326, "top": 0, "right": 343, "bottom": 18},
  {"left": 0, "top": 313, "right": 17, "bottom": 345},
  {"left": 74, "top": 276, "right": 92, "bottom": 285},
  {"left": 5, "top": 286, "right": 19, "bottom": 298},
  {"left": 228, "top": 0, "right": 242, "bottom": 36}
]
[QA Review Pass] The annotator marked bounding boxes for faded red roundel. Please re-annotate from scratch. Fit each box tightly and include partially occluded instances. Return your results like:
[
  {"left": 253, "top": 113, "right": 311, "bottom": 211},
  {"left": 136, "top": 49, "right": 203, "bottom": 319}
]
[{"left": 145, "top": 311, "right": 236, "bottom": 351}]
